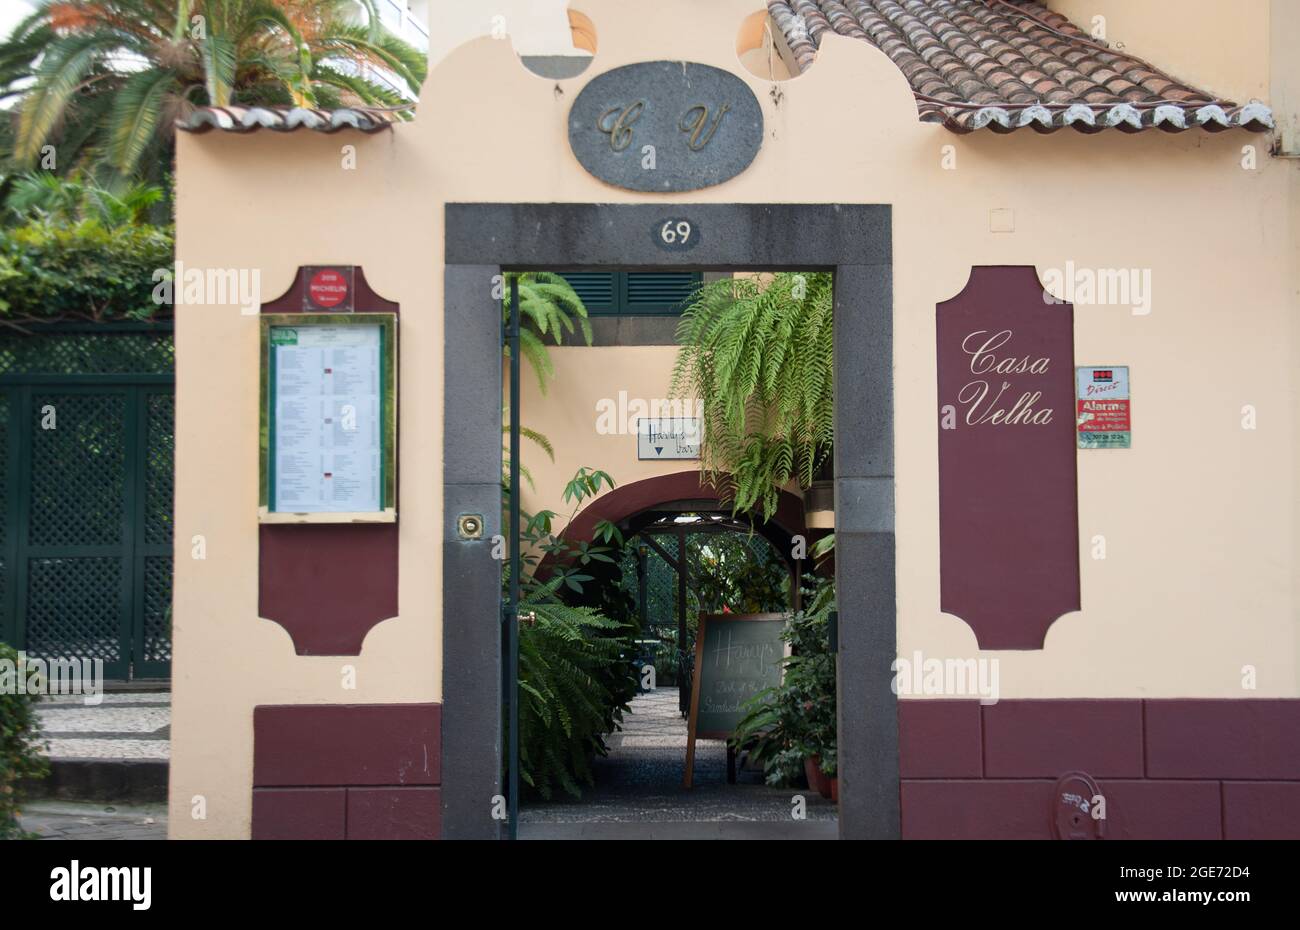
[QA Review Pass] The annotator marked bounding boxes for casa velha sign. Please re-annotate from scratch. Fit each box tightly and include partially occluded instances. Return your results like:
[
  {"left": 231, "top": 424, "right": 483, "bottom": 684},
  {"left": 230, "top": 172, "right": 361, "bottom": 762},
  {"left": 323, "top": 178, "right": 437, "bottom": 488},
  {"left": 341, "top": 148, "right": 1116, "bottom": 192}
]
[
  {"left": 568, "top": 61, "right": 764, "bottom": 192},
  {"left": 936, "top": 266, "right": 1081, "bottom": 650}
]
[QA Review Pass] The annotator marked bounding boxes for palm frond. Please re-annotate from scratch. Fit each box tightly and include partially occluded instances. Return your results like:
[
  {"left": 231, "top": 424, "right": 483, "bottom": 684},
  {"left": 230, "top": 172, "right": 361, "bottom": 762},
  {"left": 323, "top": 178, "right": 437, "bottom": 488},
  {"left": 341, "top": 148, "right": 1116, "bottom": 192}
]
[{"left": 106, "top": 67, "right": 178, "bottom": 175}]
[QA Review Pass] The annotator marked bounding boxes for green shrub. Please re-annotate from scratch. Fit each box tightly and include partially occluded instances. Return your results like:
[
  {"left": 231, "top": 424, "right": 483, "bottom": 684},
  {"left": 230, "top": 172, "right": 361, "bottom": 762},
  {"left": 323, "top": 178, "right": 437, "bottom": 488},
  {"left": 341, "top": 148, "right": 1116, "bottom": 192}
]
[
  {"left": 517, "top": 579, "right": 636, "bottom": 799},
  {"left": 0, "top": 219, "right": 173, "bottom": 323},
  {"left": 509, "top": 467, "right": 638, "bottom": 799},
  {"left": 0, "top": 643, "right": 50, "bottom": 840}
]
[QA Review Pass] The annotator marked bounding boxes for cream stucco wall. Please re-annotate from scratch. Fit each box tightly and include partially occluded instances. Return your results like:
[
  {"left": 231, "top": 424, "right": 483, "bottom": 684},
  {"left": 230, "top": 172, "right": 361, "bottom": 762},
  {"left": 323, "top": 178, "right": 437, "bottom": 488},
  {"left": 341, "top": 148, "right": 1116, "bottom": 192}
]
[
  {"left": 169, "top": 0, "right": 1300, "bottom": 837},
  {"left": 425, "top": 0, "right": 581, "bottom": 63},
  {"left": 517, "top": 345, "right": 693, "bottom": 519}
]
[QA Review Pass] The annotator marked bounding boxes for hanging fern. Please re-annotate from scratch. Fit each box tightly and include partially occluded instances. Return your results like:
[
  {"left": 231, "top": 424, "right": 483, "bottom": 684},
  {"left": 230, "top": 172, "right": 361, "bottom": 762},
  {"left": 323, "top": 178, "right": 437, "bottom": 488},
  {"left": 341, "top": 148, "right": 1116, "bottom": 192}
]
[{"left": 670, "top": 273, "right": 834, "bottom": 518}]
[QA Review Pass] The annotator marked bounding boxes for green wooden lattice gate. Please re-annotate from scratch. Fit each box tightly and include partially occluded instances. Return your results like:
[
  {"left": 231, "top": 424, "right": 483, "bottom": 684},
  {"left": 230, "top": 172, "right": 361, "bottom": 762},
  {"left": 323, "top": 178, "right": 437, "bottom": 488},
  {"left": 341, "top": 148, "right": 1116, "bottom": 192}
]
[{"left": 0, "top": 325, "right": 174, "bottom": 680}]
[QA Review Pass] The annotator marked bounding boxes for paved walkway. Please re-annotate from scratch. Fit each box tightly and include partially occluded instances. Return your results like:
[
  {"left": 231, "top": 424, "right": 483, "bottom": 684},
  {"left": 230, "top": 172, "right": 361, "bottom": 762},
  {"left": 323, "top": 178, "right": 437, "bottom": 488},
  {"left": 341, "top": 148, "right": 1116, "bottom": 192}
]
[
  {"left": 20, "top": 688, "right": 837, "bottom": 839},
  {"left": 37, "top": 691, "right": 171, "bottom": 761},
  {"left": 520, "top": 687, "right": 837, "bottom": 839},
  {"left": 18, "top": 801, "right": 167, "bottom": 840}
]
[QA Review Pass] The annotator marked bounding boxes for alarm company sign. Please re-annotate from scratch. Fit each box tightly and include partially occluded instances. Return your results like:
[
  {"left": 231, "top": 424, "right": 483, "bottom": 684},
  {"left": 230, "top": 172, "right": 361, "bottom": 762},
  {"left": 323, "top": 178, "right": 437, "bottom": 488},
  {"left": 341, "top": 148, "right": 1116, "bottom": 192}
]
[
  {"left": 568, "top": 61, "right": 764, "bottom": 193},
  {"left": 1076, "top": 366, "right": 1131, "bottom": 449}
]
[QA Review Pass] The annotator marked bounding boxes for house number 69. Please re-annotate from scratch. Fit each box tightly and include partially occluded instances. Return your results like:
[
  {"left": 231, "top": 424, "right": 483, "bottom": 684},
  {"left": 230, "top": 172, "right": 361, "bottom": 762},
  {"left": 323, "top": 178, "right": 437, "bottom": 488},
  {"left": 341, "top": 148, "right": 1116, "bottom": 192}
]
[
  {"left": 653, "top": 218, "right": 700, "bottom": 251},
  {"left": 661, "top": 221, "right": 691, "bottom": 244}
]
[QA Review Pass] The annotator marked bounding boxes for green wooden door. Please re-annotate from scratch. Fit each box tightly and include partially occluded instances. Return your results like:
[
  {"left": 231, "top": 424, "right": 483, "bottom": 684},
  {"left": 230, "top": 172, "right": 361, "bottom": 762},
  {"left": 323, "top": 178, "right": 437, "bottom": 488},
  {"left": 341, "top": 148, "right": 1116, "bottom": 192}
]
[{"left": 0, "top": 326, "right": 174, "bottom": 680}]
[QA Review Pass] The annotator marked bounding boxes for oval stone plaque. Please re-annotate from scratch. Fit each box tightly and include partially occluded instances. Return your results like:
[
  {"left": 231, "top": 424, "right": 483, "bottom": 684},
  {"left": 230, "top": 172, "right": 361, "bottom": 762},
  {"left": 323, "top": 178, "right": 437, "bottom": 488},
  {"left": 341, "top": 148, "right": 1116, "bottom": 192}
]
[{"left": 568, "top": 61, "right": 763, "bottom": 193}]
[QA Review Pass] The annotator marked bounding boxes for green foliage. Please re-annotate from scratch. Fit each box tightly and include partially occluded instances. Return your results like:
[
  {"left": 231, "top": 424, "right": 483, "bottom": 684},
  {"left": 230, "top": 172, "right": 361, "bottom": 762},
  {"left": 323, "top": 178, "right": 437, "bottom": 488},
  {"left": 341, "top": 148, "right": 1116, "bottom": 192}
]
[
  {"left": 730, "top": 577, "right": 837, "bottom": 784},
  {"left": 0, "top": 0, "right": 427, "bottom": 180},
  {"left": 671, "top": 273, "right": 834, "bottom": 518},
  {"left": 516, "top": 578, "right": 635, "bottom": 800},
  {"left": 617, "top": 524, "right": 792, "bottom": 686},
  {"left": 502, "top": 409, "right": 554, "bottom": 493},
  {"left": 0, "top": 643, "right": 50, "bottom": 840},
  {"left": 509, "top": 467, "right": 638, "bottom": 799},
  {"left": 0, "top": 218, "right": 173, "bottom": 322},
  {"left": 501, "top": 271, "right": 593, "bottom": 393},
  {"left": 691, "top": 536, "right": 790, "bottom": 615},
  {"left": 6, "top": 173, "right": 164, "bottom": 227}
]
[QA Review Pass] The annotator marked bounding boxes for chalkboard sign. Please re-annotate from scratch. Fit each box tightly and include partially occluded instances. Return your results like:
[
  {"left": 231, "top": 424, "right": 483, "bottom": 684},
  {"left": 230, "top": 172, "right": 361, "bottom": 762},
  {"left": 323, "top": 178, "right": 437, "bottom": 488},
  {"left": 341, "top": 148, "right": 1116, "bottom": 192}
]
[{"left": 684, "top": 612, "right": 786, "bottom": 788}]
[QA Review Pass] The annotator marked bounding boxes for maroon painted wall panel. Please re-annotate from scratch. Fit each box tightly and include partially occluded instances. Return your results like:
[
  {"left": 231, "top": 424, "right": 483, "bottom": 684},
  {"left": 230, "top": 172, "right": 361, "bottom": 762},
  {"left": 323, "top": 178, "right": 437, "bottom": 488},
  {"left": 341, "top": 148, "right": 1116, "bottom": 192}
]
[
  {"left": 899, "top": 699, "right": 1300, "bottom": 839},
  {"left": 259, "top": 265, "right": 400, "bottom": 657},
  {"left": 901, "top": 779, "right": 1222, "bottom": 840},
  {"left": 1146, "top": 700, "right": 1300, "bottom": 779},
  {"left": 898, "top": 700, "right": 983, "bottom": 778},
  {"left": 1095, "top": 781, "right": 1222, "bottom": 840},
  {"left": 251, "top": 788, "right": 347, "bottom": 840},
  {"left": 259, "top": 523, "right": 399, "bottom": 655},
  {"left": 902, "top": 780, "right": 1055, "bottom": 839},
  {"left": 983, "top": 700, "right": 1144, "bottom": 777},
  {"left": 936, "top": 266, "right": 1080, "bottom": 649},
  {"left": 346, "top": 787, "right": 442, "bottom": 840},
  {"left": 1222, "top": 782, "right": 1300, "bottom": 839},
  {"left": 253, "top": 704, "right": 441, "bottom": 787}
]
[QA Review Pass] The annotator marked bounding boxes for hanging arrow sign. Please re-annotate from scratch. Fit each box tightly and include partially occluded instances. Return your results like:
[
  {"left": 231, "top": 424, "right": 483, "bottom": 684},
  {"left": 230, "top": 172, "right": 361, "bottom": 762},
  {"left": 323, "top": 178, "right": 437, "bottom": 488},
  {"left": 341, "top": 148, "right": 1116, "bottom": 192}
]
[{"left": 637, "top": 418, "right": 701, "bottom": 460}]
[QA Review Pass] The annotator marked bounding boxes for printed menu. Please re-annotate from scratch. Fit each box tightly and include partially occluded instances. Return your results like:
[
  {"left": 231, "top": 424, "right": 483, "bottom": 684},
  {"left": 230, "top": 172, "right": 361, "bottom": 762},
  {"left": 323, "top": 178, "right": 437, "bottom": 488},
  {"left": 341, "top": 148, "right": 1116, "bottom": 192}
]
[{"left": 271, "top": 324, "right": 383, "bottom": 512}]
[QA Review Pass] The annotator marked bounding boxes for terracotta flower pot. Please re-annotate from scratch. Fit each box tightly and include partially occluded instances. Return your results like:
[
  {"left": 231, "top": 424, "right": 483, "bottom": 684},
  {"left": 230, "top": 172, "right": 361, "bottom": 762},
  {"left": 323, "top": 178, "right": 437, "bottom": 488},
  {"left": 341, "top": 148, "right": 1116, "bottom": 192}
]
[{"left": 805, "top": 756, "right": 833, "bottom": 799}]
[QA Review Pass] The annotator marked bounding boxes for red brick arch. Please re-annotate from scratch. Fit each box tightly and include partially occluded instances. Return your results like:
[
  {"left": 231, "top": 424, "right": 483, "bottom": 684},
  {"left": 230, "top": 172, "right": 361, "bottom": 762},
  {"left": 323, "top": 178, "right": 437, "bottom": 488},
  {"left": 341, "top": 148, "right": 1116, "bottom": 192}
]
[{"left": 558, "top": 470, "right": 807, "bottom": 548}]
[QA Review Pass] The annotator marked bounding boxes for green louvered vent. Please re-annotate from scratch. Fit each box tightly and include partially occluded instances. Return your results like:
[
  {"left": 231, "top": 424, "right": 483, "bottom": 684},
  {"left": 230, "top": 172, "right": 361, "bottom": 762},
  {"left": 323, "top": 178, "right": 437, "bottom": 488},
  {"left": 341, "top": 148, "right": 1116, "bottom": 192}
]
[
  {"left": 558, "top": 273, "right": 618, "bottom": 313},
  {"left": 625, "top": 272, "right": 700, "bottom": 313},
  {"left": 558, "top": 272, "right": 701, "bottom": 316}
]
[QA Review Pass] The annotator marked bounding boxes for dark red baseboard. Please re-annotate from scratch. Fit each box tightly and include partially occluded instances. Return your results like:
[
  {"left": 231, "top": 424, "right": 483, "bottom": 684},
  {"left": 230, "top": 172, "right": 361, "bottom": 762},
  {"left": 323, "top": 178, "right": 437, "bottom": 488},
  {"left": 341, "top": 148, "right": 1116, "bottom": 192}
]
[
  {"left": 252, "top": 703, "right": 441, "bottom": 840},
  {"left": 900, "top": 699, "right": 1300, "bottom": 840}
]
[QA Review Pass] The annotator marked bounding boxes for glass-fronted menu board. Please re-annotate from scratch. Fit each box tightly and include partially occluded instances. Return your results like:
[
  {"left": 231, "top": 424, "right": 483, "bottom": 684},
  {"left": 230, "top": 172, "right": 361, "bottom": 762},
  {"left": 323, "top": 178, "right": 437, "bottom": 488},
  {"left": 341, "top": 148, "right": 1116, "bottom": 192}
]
[{"left": 259, "top": 314, "right": 397, "bottom": 522}]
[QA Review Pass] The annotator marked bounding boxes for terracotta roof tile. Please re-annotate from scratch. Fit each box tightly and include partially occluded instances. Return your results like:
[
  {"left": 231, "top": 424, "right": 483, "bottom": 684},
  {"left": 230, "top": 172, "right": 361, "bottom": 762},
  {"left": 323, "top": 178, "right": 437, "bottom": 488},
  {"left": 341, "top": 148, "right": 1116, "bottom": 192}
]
[
  {"left": 175, "top": 105, "right": 405, "bottom": 134},
  {"left": 768, "top": 0, "right": 1274, "bottom": 133}
]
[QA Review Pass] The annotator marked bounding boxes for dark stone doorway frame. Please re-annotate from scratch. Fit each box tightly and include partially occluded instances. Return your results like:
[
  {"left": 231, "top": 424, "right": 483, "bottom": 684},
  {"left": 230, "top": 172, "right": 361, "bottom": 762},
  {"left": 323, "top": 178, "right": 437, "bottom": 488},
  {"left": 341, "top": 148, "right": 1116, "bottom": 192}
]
[{"left": 442, "top": 203, "right": 896, "bottom": 839}]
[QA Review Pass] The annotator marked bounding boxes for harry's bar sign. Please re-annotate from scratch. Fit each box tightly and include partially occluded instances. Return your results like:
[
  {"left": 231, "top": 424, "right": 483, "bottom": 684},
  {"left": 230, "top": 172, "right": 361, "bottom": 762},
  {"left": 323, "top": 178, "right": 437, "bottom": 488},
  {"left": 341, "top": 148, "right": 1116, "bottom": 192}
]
[
  {"left": 568, "top": 61, "right": 763, "bottom": 193},
  {"left": 936, "top": 266, "right": 1081, "bottom": 650},
  {"left": 637, "top": 417, "right": 701, "bottom": 460}
]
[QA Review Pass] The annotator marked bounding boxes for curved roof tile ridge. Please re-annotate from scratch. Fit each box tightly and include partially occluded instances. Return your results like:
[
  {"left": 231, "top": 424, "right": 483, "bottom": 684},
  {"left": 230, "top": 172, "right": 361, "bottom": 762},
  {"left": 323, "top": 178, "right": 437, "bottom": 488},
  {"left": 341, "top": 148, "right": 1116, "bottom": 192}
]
[{"left": 768, "top": 0, "right": 1274, "bottom": 134}]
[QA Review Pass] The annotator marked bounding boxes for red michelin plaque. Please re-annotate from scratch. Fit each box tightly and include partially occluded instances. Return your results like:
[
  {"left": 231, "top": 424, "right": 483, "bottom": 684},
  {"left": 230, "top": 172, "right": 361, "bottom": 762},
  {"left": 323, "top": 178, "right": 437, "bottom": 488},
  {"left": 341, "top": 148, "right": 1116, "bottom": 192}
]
[
  {"left": 305, "top": 266, "right": 353, "bottom": 311},
  {"left": 936, "top": 266, "right": 1080, "bottom": 649}
]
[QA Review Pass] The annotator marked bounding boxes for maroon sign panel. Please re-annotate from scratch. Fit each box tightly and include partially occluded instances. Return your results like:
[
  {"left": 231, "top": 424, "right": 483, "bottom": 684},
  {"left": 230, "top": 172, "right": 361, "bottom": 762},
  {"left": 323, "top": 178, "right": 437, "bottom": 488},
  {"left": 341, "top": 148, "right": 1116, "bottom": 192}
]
[{"left": 937, "top": 266, "right": 1080, "bottom": 649}]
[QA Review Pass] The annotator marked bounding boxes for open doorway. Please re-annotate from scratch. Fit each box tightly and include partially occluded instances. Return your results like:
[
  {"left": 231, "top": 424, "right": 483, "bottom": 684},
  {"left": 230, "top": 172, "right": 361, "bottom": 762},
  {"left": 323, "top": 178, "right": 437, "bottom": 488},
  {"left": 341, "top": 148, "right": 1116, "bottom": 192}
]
[
  {"left": 514, "top": 478, "right": 836, "bottom": 837},
  {"left": 442, "top": 204, "right": 896, "bottom": 840}
]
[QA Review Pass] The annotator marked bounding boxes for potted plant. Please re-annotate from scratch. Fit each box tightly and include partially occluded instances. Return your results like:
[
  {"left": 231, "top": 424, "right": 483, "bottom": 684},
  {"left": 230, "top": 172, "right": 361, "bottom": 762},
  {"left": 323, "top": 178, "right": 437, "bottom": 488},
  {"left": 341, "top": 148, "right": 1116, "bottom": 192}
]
[{"left": 730, "top": 577, "right": 837, "bottom": 795}]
